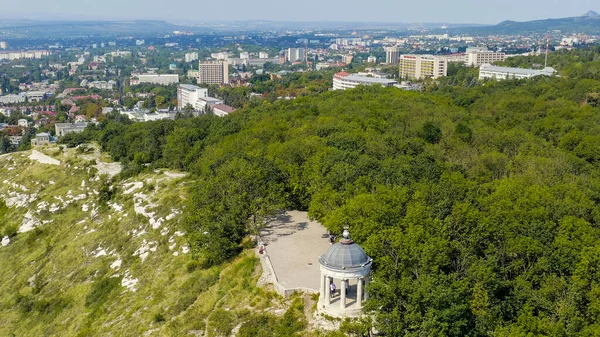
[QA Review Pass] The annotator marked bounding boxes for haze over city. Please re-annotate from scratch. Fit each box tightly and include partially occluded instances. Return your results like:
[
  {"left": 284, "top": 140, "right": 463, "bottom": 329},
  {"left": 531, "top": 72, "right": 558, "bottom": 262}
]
[{"left": 0, "top": 0, "right": 597, "bottom": 24}]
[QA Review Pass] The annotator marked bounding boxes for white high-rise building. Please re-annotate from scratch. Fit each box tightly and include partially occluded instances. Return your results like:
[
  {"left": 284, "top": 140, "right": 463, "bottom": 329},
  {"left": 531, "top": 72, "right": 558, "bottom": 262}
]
[
  {"left": 0, "top": 41, "right": 7, "bottom": 50},
  {"left": 240, "top": 52, "right": 249, "bottom": 59},
  {"left": 466, "top": 50, "right": 506, "bottom": 66},
  {"left": 399, "top": 54, "right": 448, "bottom": 80},
  {"left": 287, "top": 48, "right": 305, "bottom": 63},
  {"left": 177, "top": 84, "right": 208, "bottom": 110},
  {"left": 385, "top": 46, "right": 400, "bottom": 65},
  {"left": 185, "top": 52, "right": 199, "bottom": 63},
  {"left": 198, "top": 60, "right": 229, "bottom": 85},
  {"left": 258, "top": 52, "right": 269, "bottom": 59},
  {"left": 211, "top": 52, "right": 229, "bottom": 60}
]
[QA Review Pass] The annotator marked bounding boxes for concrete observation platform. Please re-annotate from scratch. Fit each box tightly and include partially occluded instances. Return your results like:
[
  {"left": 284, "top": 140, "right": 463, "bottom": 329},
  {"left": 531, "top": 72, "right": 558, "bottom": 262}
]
[{"left": 258, "top": 211, "right": 331, "bottom": 295}]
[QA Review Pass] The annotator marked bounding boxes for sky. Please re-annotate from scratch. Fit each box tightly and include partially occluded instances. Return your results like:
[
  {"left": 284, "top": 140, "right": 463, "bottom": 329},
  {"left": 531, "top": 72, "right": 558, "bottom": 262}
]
[{"left": 0, "top": 0, "right": 597, "bottom": 24}]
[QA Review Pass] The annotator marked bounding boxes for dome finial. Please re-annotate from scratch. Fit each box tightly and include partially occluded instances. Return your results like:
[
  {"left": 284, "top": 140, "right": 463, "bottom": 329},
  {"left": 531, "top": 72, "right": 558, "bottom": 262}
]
[{"left": 342, "top": 229, "right": 350, "bottom": 239}]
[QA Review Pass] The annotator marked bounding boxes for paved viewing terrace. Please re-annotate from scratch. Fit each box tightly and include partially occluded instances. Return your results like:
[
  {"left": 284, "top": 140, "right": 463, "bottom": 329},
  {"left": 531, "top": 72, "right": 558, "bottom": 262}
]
[{"left": 258, "top": 211, "right": 331, "bottom": 294}]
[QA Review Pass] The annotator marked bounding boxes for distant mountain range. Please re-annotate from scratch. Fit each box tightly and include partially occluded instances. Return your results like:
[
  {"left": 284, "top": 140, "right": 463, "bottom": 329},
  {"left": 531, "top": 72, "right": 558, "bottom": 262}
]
[
  {"left": 0, "top": 20, "right": 206, "bottom": 38},
  {"left": 0, "top": 11, "right": 599, "bottom": 38},
  {"left": 448, "top": 10, "right": 600, "bottom": 35}
]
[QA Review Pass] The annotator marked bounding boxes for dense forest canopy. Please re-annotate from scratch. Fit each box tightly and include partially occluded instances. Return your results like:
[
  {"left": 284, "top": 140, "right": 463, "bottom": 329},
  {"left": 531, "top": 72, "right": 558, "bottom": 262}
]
[{"left": 63, "top": 47, "right": 600, "bottom": 335}]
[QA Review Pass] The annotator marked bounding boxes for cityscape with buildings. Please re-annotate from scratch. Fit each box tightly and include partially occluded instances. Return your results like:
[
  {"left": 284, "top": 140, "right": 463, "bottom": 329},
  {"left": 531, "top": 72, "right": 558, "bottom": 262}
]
[
  {"left": 1, "top": 5, "right": 600, "bottom": 337},
  {"left": 0, "top": 20, "right": 593, "bottom": 147}
]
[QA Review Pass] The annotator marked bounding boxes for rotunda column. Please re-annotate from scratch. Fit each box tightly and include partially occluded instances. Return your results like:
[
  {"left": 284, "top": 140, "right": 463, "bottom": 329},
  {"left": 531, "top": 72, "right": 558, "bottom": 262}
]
[
  {"left": 364, "top": 276, "right": 370, "bottom": 301},
  {"left": 325, "top": 276, "right": 331, "bottom": 305},
  {"left": 340, "top": 278, "right": 347, "bottom": 310},
  {"left": 320, "top": 271, "right": 325, "bottom": 300},
  {"left": 357, "top": 277, "right": 363, "bottom": 308}
]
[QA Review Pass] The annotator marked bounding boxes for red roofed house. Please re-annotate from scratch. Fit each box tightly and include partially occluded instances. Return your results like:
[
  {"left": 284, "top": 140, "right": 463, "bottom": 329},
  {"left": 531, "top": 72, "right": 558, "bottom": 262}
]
[
  {"left": 61, "top": 99, "right": 75, "bottom": 107},
  {"left": 39, "top": 111, "right": 57, "bottom": 117},
  {"left": 63, "top": 88, "right": 81, "bottom": 95}
]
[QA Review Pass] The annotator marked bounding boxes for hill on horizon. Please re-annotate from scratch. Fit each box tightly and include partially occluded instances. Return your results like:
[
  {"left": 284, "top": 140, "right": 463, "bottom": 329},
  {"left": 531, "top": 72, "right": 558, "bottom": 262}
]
[
  {"left": 448, "top": 10, "right": 600, "bottom": 34},
  {"left": 0, "top": 10, "right": 599, "bottom": 37}
]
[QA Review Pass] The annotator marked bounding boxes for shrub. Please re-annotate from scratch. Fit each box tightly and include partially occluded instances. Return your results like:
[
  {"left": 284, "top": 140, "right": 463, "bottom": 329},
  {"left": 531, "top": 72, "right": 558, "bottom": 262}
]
[
  {"left": 1, "top": 224, "right": 18, "bottom": 238},
  {"left": 153, "top": 312, "right": 166, "bottom": 323},
  {"left": 421, "top": 121, "right": 442, "bottom": 144},
  {"left": 207, "top": 308, "right": 236, "bottom": 337},
  {"left": 85, "top": 276, "right": 121, "bottom": 308}
]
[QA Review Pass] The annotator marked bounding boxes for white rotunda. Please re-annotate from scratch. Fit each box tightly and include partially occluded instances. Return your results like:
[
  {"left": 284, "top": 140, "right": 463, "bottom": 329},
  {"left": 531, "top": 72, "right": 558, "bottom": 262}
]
[{"left": 317, "top": 229, "right": 372, "bottom": 317}]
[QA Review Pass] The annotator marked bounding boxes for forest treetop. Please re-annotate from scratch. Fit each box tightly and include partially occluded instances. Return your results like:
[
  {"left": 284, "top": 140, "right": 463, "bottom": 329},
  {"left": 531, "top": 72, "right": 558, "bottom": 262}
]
[{"left": 60, "top": 47, "right": 600, "bottom": 336}]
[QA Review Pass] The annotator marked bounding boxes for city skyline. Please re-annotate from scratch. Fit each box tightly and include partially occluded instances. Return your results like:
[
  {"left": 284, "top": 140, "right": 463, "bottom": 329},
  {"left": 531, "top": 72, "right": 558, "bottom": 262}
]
[{"left": 0, "top": 0, "right": 597, "bottom": 25}]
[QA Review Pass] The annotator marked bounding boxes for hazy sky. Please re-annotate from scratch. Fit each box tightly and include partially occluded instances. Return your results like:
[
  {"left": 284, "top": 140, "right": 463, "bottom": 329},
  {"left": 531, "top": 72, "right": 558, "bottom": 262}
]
[{"left": 0, "top": 0, "right": 597, "bottom": 24}]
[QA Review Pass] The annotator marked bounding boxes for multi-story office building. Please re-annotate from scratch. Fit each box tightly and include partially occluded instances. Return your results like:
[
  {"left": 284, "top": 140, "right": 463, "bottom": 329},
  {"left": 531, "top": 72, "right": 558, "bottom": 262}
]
[
  {"left": 465, "top": 47, "right": 505, "bottom": 66},
  {"left": 333, "top": 72, "right": 398, "bottom": 90},
  {"left": 131, "top": 74, "right": 179, "bottom": 85},
  {"left": 385, "top": 46, "right": 400, "bottom": 65},
  {"left": 399, "top": 54, "right": 448, "bottom": 80},
  {"left": 177, "top": 84, "right": 208, "bottom": 110},
  {"left": 0, "top": 94, "right": 26, "bottom": 104},
  {"left": 0, "top": 41, "right": 6, "bottom": 49},
  {"left": 443, "top": 54, "right": 469, "bottom": 63},
  {"left": 478, "top": 64, "right": 556, "bottom": 80},
  {"left": 0, "top": 50, "right": 50, "bottom": 61},
  {"left": 258, "top": 52, "right": 269, "bottom": 59},
  {"left": 342, "top": 55, "right": 354, "bottom": 64},
  {"left": 198, "top": 60, "right": 229, "bottom": 85},
  {"left": 185, "top": 52, "right": 199, "bottom": 63},
  {"left": 286, "top": 48, "right": 305, "bottom": 63}
]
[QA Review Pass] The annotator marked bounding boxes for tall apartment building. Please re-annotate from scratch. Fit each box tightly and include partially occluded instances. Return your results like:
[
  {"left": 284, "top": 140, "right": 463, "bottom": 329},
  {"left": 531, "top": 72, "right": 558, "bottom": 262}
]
[
  {"left": 0, "top": 41, "right": 7, "bottom": 50},
  {"left": 399, "top": 54, "right": 448, "bottom": 80},
  {"left": 198, "top": 60, "right": 229, "bottom": 85},
  {"left": 286, "top": 48, "right": 305, "bottom": 63},
  {"left": 185, "top": 52, "right": 199, "bottom": 63},
  {"left": 177, "top": 84, "right": 208, "bottom": 110},
  {"left": 465, "top": 47, "right": 505, "bottom": 66},
  {"left": 385, "top": 46, "right": 400, "bottom": 65},
  {"left": 258, "top": 52, "right": 269, "bottom": 59}
]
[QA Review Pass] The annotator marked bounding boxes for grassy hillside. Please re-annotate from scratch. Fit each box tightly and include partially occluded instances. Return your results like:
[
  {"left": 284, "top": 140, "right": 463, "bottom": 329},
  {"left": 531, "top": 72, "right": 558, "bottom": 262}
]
[{"left": 0, "top": 145, "right": 325, "bottom": 337}]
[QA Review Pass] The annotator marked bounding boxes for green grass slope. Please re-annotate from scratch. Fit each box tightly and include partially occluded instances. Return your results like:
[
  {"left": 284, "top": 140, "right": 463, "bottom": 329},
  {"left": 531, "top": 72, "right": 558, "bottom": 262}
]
[{"left": 0, "top": 145, "right": 316, "bottom": 337}]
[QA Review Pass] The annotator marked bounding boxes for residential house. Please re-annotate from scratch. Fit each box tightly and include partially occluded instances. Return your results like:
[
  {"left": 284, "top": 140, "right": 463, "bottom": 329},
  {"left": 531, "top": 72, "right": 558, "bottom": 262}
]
[
  {"left": 55, "top": 123, "right": 88, "bottom": 137},
  {"left": 31, "top": 133, "right": 51, "bottom": 146}
]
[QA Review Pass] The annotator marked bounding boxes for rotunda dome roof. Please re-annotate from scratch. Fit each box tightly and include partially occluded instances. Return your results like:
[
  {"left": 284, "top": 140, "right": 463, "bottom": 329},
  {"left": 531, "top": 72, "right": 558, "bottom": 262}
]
[{"left": 319, "top": 230, "right": 372, "bottom": 271}]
